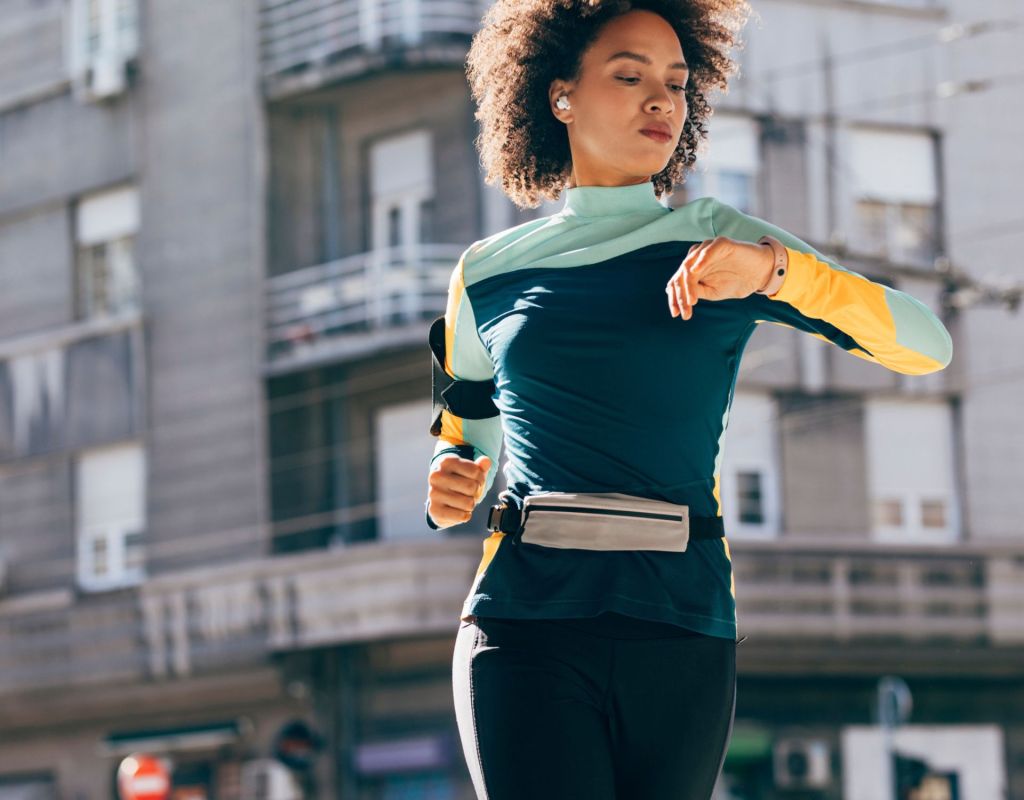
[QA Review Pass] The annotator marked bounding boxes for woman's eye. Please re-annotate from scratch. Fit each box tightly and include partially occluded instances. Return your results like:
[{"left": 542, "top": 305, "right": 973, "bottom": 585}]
[{"left": 616, "top": 76, "right": 688, "bottom": 93}]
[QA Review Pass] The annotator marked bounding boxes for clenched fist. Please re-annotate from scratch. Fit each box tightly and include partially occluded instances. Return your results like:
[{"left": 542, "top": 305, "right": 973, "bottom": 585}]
[{"left": 427, "top": 453, "right": 493, "bottom": 528}]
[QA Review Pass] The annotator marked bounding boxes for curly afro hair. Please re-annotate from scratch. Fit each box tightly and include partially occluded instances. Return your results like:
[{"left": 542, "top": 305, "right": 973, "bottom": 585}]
[{"left": 465, "top": 0, "right": 751, "bottom": 209}]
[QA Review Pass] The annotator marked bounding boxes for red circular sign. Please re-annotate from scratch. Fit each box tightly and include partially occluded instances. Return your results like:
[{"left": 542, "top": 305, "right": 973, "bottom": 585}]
[{"left": 117, "top": 753, "right": 170, "bottom": 800}]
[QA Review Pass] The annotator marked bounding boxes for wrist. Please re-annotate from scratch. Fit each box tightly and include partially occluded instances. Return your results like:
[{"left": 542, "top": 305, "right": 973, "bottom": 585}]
[
  {"left": 755, "top": 244, "right": 775, "bottom": 291},
  {"left": 755, "top": 235, "right": 788, "bottom": 296}
]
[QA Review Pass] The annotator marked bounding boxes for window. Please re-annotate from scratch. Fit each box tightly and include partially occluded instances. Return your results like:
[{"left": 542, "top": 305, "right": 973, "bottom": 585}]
[
  {"left": 873, "top": 498, "right": 904, "bottom": 528},
  {"left": 719, "top": 392, "right": 779, "bottom": 539},
  {"left": 848, "top": 127, "right": 939, "bottom": 265},
  {"left": 75, "top": 185, "right": 140, "bottom": 320},
  {"left": 0, "top": 773, "right": 56, "bottom": 800},
  {"left": 374, "top": 399, "right": 438, "bottom": 542},
  {"left": 368, "top": 130, "right": 435, "bottom": 325},
  {"left": 685, "top": 113, "right": 760, "bottom": 214},
  {"left": 864, "top": 399, "right": 958, "bottom": 543},
  {"left": 374, "top": 398, "right": 504, "bottom": 540},
  {"left": 66, "top": 0, "right": 140, "bottom": 100},
  {"left": 75, "top": 441, "right": 147, "bottom": 591},
  {"left": 370, "top": 129, "right": 434, "bottom": 252},
  {"left": 736, "top": 471, "right": 765, "bottom": 524}
]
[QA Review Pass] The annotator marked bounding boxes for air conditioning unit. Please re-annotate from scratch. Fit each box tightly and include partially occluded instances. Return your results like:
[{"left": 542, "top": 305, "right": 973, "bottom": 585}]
[
  {"left": 773, "top": 737, "right": 831, "bottom": 789},
  {"left": 82, "top": 52, "right": 129, "bottom": 100},
  {"left": 239, "top": 759, "right": 302, "bottom": 800}
]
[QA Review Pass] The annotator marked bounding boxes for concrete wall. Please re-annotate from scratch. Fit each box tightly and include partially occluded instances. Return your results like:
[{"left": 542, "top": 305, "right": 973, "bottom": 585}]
[{"left": 130, "top": 0, "right": 269, "bottom": 571}]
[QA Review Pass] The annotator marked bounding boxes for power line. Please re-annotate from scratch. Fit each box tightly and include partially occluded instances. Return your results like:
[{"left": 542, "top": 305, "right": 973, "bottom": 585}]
[
  {"left": 950, "top": 217, "right": 1024, "bottom": 243},
  {"left": 751, "top": 17, "right": 1024, "bottom": 86},
  {"left": 827, "top": 68, "right": 1024, "bottom": 115}
]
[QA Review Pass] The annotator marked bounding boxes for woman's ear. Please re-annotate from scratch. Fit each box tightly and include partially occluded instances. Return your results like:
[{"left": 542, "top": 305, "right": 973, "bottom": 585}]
[{"left": 549, "top": 80, "right": 574, "bottom": 122}]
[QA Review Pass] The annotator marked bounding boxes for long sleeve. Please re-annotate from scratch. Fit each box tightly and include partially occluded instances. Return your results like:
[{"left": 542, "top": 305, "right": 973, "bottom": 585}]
[
  {"left": 425, "top": 250, "right": 504, "bottom": 529},
  {"left": 709, "top": 198, "right": 953, "bottom": 375}
]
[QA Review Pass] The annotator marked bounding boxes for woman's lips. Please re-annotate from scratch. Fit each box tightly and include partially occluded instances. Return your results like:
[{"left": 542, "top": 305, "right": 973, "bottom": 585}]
[{"left": 640, "top": 129, "right": 672, "bottom": 143}]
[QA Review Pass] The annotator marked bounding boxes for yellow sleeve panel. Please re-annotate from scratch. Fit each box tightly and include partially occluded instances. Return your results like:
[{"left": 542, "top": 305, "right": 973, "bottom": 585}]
[
  {"left": 773, "top": 247, "right": 951, "bottom": 375},
  {"left": 710, "top": 198, "right": 953, "bottom": 377}
]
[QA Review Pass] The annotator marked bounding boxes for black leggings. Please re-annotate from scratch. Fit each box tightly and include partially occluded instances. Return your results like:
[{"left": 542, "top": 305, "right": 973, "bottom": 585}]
[{"left": 452, "top": 612, "right": 737, "bottom": 799}]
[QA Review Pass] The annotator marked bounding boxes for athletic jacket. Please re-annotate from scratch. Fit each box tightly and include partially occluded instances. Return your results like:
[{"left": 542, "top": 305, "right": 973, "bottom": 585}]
[{"left": 426, "top": 179, "right": 953, "bottom": 640}]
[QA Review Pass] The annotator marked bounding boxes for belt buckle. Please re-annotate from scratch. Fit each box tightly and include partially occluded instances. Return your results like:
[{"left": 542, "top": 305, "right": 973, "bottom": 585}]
[
  {"left": 487, "top": 503, "right": 503, "bottom": 532},
  {"left": 487, "top": 502, "right": 522, "bottom": 541}
]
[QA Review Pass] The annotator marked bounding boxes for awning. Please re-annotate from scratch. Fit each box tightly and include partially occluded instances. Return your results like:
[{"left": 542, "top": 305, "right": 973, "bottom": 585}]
[{"left": 97, "top": 719, "right": 245, "bottom": 758}]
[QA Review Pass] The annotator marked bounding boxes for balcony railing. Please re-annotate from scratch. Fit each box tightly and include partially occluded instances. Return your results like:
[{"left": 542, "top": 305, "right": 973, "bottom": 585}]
[
  {"left": 3, "top": 537, "right": 1024, "bottom": 698},
  {"left": 730, "top": 540, "right": 1020, "bottom": 643},
  {"left": 260, "top": 0, "right": 490, "bottom": 87},
  {"left": 265, "top": 243, "right": 462, "bottom": 367}
]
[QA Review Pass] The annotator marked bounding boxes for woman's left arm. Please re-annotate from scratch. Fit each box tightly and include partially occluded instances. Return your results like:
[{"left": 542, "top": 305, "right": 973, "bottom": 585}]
[{"left": 680, "top": 198, "right": 954, "bottom": 376}]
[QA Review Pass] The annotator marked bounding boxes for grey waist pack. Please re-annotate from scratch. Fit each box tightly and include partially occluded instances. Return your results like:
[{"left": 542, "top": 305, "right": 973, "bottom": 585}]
[{"left": 519, "top": 491, "right": 690, "bottom": 552}]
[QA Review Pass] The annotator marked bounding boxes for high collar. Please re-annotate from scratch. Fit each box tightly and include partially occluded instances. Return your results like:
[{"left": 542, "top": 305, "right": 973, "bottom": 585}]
[{"left": 560, "top": 179, "right": 666, "bottom": 218}]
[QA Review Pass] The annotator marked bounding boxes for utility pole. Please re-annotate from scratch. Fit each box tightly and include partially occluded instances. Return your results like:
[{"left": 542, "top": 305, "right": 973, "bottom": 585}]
[
  {"left": 877, "top": 675, "right": 913, "bottom": 800},
  {"left": 822, "top": 35, "right": 838, "bottom": 244}
]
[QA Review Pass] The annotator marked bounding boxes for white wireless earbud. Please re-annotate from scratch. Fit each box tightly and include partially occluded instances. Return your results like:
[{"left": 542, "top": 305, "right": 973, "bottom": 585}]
[{"left": 556, "top": 95, "right": 571, "bottom": 110}]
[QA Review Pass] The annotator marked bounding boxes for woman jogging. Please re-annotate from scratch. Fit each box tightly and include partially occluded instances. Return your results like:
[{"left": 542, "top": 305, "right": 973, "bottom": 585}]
[{"left": 424, "top": 1, "right": 953, "bottom": 798}]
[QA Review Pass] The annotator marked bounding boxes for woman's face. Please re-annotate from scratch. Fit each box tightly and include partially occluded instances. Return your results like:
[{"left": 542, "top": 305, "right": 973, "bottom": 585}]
[{"left": 549, "top": 9, "right": 688, "bottom": 189}]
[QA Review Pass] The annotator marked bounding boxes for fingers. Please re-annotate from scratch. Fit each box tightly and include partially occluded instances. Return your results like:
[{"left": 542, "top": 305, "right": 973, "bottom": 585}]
[
  {"left": 666, "top": 277, "right": 687, "bottom": 318},
  {"left": 442, "top": 455, "right": 485, "bottom": 481},
  {"left": 426, "top": 481, "right": 477, "bottom": 527},
  {"left": 685, "top": 251, "right": 706, "bottom": 319},
  {"left": 433, "top": 485, "right": 477, "bottom": 512},
  {"left": 473, "top": 456, "right": 492, "bottom": 502},
  {"left": 444, "top": 470, "right": 481, "bottom": 499},
  {"left": 676, "top": 278, "right": 690, "bottom": 320},
  {"left": 667, "top": 282, "right": 680, "bottom": 317},
  {"left": 667, "top": 240, "right": 710, "bottom": 320},
  {"left": 427, "top": 495, "right": 472, "bottom": 527},
  {"left": 438, "top": 459, "right": 487, "bottom": 496}
]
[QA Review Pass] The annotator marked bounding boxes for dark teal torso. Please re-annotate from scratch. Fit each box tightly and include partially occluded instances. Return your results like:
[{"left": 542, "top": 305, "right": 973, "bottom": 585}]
[{"left": 463, "top": 236, "right": 751, "bottom": 639}]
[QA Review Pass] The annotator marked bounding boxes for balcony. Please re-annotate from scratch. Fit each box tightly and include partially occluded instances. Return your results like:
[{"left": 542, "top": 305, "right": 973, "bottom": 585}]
[
  {"left": 0, "top": 537, "right": 480, "bottom": 698},
  {"left": 2, "top": 537, "right": 1023, "bottom": 700},
  {"left": 260, "top": 0, "right": 490, "bottom": 98},
  {"left": 264, "top": 243, "right": 461, "bottom": 372}
]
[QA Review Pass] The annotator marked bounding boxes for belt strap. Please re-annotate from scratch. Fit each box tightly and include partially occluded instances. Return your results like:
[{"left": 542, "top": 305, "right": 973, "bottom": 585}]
[{"left": 486, "top": 501, "right": 725, "bottom": 541}]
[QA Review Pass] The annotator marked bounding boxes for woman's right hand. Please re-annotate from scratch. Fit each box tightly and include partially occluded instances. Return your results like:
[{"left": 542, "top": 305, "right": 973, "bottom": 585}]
[{"left": 427, "top": 453, "right": 493, "bottom": 528}]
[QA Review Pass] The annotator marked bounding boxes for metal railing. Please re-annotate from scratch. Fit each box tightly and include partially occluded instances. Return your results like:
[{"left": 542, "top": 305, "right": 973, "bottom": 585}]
[
  {"left": 265, "top": 243, "right": 462, "bottom": 361},
  {"left": 260, "top": 0, "right": 489, "bottom": 78},
  {"left": 730, "top": 541, "right": 1004, "bottom": 642}
]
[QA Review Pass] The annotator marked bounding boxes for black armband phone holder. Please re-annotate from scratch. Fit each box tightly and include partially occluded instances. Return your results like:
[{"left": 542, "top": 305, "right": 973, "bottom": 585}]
[{"left": 429, "top": 315, "right": 499, "bottom": 436}]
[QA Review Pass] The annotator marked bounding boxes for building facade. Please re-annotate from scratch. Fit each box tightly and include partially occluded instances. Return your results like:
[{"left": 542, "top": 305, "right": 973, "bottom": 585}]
[{"left": 0, "top": 0, "right": 1021, "bottom": 798}]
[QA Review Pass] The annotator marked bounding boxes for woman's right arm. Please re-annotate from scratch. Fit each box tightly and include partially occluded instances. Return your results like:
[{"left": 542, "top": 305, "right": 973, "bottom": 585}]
[{"left": 425, "top": 250, "right": 503, "bottom": 529}]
